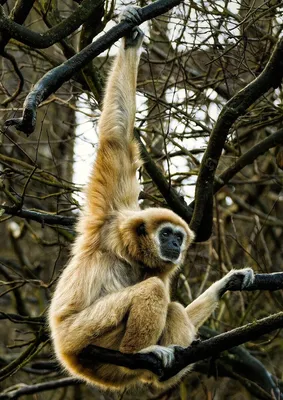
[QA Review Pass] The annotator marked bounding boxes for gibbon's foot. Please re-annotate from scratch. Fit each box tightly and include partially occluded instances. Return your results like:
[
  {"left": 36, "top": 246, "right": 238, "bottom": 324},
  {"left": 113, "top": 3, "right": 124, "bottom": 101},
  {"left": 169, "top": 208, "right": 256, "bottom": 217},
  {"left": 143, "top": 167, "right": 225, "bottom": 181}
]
[
  {"left": 219, "top": 268, "right": 255, "bottom": 297},
  {"left": 120, "top": 6, "right": 144, "bottom": 49},
  {"left": 139, "top": 345, "right": 184, "bottom": 368}
]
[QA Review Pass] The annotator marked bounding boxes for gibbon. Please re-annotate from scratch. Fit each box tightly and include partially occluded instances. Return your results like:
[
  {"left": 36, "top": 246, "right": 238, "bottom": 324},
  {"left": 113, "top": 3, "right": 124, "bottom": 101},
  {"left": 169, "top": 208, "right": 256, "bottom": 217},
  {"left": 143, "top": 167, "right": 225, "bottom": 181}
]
[{"left": 49, "top": 7, "right": 254, "bottom": 391}]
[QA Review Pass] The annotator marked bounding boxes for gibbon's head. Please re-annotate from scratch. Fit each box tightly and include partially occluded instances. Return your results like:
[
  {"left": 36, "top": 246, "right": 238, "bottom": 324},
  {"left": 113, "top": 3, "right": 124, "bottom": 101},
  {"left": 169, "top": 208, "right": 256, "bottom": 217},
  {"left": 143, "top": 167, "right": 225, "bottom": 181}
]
[{"left": 119, "top": 208, "right": 195, "bottom": 271}]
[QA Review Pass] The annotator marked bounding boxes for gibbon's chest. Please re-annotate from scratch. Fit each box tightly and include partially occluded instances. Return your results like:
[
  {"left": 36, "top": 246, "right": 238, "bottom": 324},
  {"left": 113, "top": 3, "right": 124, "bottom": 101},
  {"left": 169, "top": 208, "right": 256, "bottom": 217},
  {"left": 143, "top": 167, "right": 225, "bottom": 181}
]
[{"left": 98, "top": 254, "right": 143, "bottom": 297}]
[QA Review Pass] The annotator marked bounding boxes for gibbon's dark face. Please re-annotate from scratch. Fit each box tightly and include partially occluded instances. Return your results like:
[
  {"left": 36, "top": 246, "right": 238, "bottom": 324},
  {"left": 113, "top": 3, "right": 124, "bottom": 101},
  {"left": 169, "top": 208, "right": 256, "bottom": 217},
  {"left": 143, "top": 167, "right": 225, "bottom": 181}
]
[
  {"left": 120, "top": 208, "right": 193, "bottom": 269},
  {"left": 156, "top": 223, "right": 187, "bottom": 263}
]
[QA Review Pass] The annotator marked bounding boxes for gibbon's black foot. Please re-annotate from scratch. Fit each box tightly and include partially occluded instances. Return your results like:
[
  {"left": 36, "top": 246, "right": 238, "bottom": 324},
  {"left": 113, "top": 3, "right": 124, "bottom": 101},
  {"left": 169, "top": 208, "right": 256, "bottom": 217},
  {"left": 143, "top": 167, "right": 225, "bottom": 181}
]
[
  {"left": 139, "top": 344, "right": 185, "bottom": 369},
  {"left": 219, "top": 268, "right": 254, "bottom": 298}
]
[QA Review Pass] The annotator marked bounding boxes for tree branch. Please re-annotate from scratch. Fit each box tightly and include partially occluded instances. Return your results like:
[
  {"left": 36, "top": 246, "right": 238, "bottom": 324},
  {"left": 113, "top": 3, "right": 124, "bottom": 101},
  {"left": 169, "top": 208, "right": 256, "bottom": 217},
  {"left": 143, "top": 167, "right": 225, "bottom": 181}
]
[
  {"left": 2, "top": 205, "right": 76, "bottom": 227},
  {"left": 0, "top": 312, "right": 44, "bottom": 325},
  {"left": 0, "top": 0, "right": 103, "bottom": 49},
  {"left": 214, "top": 127, "right": 283, "bottom": 193},
  {"left": 0, "top": 0, "right": 35, "bottom": 51},
  {"left": 198, "top": 326, "right": 282, "bottom": 400},
  {"left": 0, "top": 377, "right": 79, "bottom": 400},
  {"left": 5, "top": 0, "right": 182, "bottom": 135},
  {"left": 78, "top": 312, "right": 283, "bottom": 382}
]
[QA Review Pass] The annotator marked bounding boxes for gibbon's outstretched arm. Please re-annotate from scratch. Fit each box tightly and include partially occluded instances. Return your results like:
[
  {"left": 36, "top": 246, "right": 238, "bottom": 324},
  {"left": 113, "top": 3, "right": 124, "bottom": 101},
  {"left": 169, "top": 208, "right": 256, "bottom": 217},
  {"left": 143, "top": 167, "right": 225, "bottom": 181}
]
[
  {"left": 86, "top": 16, "right": 143, "bottom": 219},
  {"left": 49, "top": 7, "right": 255, "bottom": 392}
]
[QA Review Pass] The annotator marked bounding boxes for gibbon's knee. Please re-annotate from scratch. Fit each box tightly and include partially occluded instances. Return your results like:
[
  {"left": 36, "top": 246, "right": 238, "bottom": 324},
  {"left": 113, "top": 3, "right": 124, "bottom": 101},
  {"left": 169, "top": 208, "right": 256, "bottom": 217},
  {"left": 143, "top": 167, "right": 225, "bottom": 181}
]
[
  {"left": 121, "top": 279, "right": 168, "bottom": 346},
  {"left": 132, "top": 276, "right": 168, "bottom": 301},
  {"left": 120, "top": 278, "right": 168, "bottom": 353}
]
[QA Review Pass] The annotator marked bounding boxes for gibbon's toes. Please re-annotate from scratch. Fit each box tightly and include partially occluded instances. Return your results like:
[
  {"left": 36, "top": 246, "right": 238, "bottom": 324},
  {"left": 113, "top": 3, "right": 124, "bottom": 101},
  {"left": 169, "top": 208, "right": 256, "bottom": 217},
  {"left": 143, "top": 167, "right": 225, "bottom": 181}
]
[
  {"left": 238, "top": 267, "right": 255, "bottom": 289},
  {"left": 120, "top": 6, "right": 142, "bottom": 25},
  {"left": 139, "top": 345, "right": 176, "bottom": 368}
]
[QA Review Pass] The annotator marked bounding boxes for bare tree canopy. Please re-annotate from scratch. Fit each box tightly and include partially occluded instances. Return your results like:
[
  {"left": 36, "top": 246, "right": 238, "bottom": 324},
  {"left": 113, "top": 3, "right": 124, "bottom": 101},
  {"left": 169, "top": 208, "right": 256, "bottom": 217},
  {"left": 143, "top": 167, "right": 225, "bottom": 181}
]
[{"left": 1, "top": 0, "right": 283, "bottom": 399}]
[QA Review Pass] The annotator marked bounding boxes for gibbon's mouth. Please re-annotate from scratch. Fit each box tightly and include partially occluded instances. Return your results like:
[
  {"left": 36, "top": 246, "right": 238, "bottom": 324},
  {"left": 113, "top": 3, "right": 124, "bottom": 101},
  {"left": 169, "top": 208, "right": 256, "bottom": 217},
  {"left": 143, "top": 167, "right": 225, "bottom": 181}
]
[{"left": 161, "top": 249, "right": 180, "bottom": 261}]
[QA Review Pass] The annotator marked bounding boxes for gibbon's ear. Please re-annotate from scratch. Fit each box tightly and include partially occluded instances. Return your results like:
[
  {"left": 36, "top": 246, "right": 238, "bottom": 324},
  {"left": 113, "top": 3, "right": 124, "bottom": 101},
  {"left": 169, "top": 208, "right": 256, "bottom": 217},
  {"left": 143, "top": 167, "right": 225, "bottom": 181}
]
[{"left": 136, "top": 222, "right": 147, "bottom": 236}]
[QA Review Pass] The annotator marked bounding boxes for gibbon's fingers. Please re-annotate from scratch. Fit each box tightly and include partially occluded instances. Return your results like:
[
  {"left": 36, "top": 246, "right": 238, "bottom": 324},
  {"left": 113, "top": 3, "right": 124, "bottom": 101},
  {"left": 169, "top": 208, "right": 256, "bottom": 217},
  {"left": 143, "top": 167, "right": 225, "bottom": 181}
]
[
  {"left": 120, "top": 6, "right": 144, "bottom": 48},
  {"left": 124, "top": 27, "right": 144, "bottom": 49},
  {"left": 139, "top": 345, "right": 183, "bottom": 368},
  {"left": 120, "top": 6, "right": 142, "bottom": 25}
]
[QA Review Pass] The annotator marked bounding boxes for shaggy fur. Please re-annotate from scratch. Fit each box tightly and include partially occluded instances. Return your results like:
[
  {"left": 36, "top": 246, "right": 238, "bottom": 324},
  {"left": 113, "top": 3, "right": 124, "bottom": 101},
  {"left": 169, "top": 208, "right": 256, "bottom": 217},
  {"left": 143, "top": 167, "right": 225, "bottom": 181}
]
[{"left": 49, "top": 8, "right": 254, "bottom": 391}]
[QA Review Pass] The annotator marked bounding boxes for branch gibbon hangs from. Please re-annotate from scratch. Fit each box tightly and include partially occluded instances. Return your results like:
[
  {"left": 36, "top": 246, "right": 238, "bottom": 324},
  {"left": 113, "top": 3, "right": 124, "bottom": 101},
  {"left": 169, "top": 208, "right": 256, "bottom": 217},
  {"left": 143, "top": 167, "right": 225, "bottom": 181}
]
[{"left": 49, "top": 7, "right": 254, "bottom": 391}]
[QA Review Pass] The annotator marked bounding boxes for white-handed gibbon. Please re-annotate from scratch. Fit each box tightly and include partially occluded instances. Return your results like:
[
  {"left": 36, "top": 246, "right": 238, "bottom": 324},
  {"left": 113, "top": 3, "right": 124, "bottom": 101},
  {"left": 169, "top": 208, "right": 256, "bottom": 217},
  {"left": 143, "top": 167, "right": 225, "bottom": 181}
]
[{"left": 49, "top": 7, "right": 254, "bottom": 391}]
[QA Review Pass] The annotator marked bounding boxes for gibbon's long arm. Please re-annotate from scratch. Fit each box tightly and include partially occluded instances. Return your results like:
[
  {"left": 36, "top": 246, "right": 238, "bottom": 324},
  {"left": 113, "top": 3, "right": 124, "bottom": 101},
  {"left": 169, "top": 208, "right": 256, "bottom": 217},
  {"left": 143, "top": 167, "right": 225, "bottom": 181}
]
[{"left": 86, "top": 27, "right": 143, "bottom": 219}]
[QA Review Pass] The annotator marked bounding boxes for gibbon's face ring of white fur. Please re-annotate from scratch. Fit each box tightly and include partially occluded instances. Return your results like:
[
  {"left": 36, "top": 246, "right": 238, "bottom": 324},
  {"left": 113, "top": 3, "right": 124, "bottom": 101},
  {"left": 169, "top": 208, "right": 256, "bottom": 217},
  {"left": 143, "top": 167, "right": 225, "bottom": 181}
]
[{"left": 117, "top": 208, "right": 195, "bottom": 271}]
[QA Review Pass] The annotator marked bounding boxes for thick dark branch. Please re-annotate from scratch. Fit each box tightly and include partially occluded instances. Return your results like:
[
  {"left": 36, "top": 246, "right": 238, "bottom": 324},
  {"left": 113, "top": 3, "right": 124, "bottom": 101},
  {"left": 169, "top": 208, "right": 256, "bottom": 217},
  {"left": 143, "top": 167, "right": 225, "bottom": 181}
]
[
  {"left": 0, "top": 0, "right": 35, "bottom": 51},
  {"left": 238, "top": 272, "right": 283, "bottom": 292},
  {"left": 2, "top": 205, "right": 76, "bottom": 227},
  {"left": 0, "top": 0, "right": 103, "bottom": 49},
  {"left": 198, "top": 326, "right": 281, "bottom": 400},
  {"left": 190, "top": 36, "right": 283, "bottom": 236},
  {"left": 5, "top": 0, "right": 182, "bottom": 135},
  {"left": 78, "top": 312, "right": 283, "bottom": 382},
  {"left": 0, "top": 377, "right": 79, "bottom": 400},
  {"left": 214, "top": 127, "right": 283, "bottom": 193}
]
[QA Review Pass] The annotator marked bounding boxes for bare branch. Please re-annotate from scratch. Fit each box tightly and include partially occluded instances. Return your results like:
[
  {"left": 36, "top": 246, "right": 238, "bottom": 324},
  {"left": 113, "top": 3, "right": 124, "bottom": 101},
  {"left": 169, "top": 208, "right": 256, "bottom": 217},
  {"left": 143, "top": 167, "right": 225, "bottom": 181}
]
[
  {"left": 0, "top": 0, "right": 35, "bottom": 51},
  {"left": 78, "top": 312, "right": 283, "bottom": 382},
  {"left": 1, "top": 50, "right": 24, "bottom": 105},
  {"left": 214, "top": 127, "right": 283, "bottom": 193},
  {"left": 1, "top": 206, "right": 76, "bottom": 227},
  {"left": 0, "top": 0, "right": 103, "bottom": 49},
  {"left": 0, "top": 378, "right": 79, "bottom": 400},
  {"left": 135, "top": 131, "right": 193, "bottom": 223},
  {"left": 5, "top": 0, "right": 182, "bottom": 134}
]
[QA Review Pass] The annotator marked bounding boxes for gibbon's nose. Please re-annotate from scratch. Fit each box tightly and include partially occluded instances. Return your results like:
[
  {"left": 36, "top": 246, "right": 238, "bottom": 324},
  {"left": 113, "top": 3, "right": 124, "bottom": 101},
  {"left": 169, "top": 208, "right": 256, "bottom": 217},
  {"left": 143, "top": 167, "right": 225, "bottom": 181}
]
[{"left": 172, "top": 240, "right": 179, "bottom": 248}]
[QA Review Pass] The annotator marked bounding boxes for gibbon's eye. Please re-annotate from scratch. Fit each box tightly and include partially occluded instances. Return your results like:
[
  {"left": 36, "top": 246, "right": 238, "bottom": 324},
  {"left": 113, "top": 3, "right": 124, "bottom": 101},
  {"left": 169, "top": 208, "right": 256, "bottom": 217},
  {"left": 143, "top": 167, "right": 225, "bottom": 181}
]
[
  {"left": 161, "top": 227, "right": 173, "bottom": 237},
  {"left": 136, "top": 222, "right": 147, "bottom": 236},
  {"left": 176, "top": 232, "right": 184, "bottom": 245}
]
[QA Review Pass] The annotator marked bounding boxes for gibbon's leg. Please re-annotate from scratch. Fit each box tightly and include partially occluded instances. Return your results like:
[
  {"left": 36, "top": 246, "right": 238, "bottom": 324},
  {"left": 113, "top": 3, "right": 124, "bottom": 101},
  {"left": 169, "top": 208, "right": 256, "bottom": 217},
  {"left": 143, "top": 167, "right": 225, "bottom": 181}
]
[
  {"left": 61, "top": 277, "right": 168, "bottom": 354},
  {"left": 159, "top": 302, "right": 196, "bottom": 347},
  {"left": 85, "top": 8, "right": 144, "bottom": 217},
  {"left": 138, "top": 268, "right": 254, "bottom": 387},
  {"left": 119, "top": 277, "right": 169, "bottom": 353},
  {"left": 185, "top": 268, "right": 254, "bottom": 329}
]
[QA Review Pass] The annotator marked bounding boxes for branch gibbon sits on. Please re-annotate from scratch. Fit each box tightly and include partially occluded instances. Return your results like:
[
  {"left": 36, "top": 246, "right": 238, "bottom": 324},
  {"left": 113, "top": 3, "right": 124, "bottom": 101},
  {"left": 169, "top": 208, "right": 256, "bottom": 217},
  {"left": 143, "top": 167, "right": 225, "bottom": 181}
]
[{"left": 49, "top": 7, "right": 254, "bottom": 391}]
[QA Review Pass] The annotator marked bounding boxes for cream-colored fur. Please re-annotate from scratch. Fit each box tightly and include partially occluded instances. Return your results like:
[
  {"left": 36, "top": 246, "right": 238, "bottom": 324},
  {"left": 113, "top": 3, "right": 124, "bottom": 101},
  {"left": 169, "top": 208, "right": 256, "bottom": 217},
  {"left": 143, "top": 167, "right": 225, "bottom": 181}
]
[{"left": 49, "top": 8, "right": 254, "bottom": 391}]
